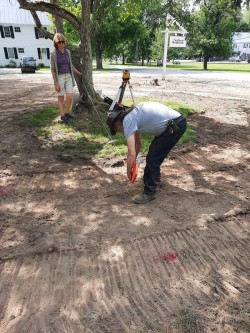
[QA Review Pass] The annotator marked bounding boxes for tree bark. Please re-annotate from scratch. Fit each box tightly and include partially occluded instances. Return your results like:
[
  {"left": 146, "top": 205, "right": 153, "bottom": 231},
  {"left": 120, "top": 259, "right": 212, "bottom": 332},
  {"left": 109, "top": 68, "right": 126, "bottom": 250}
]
[
  {"left": 79, "top": 0, "right": 96, "bottom": 105},
  {"left": 96, "top": 47, "right": 103, "bottom": 69},
  {"left": 203, "top": 55, "right": 208, "bottom": 70},
  {"left": 51, "top": 0, "right": 65, "bottom": 34}
]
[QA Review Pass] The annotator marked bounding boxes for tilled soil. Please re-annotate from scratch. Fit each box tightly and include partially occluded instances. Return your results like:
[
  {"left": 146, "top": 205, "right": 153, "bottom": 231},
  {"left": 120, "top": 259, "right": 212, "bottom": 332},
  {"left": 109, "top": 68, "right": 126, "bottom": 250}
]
[{"left": 0, "top": 70, "right": 250, "bottom": 333}]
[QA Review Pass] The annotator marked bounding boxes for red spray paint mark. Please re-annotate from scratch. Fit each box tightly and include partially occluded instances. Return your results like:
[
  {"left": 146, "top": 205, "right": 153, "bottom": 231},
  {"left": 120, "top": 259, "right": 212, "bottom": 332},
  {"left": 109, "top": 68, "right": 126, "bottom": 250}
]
[
  {"left": 155, "top": 251, "right": 178, "bottom": 263},
  {"left": 0, "top": 186, "right": 14, "bottom": 197}
]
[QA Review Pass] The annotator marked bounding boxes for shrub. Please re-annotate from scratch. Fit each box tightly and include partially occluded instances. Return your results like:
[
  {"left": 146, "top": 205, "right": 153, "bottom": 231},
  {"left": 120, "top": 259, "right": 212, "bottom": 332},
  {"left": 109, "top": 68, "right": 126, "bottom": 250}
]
[{"left": 6, "top": 60, "right": 17, "bottom": 68}]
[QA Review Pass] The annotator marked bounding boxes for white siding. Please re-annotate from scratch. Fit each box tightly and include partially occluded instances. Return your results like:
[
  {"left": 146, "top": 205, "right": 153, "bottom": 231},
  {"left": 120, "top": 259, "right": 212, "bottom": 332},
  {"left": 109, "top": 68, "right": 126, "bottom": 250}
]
[
  {"left": 1, "top": 0, "right": 51, "bottom": 25},
  {"left": 232, "top": 32, "right": 250, "bottom": 56},
  {"left": 0, "top": 0, "right": 53, "bottom": 67}
]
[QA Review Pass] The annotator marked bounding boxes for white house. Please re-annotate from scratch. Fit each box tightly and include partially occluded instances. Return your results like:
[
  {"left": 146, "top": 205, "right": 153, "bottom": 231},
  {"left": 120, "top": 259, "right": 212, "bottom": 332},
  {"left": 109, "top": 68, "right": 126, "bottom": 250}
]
[
  {"left": 0, "top": 0, "right": 52, "bottom": 67},
  {"left": 232, "top": 32, "right": 250, "bottom": 60}
]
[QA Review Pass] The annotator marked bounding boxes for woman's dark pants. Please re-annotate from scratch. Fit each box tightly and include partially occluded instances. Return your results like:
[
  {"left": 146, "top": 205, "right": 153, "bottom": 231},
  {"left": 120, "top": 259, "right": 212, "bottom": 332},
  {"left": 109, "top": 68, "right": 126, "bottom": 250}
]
[{"left": 143, "top": 118, "right": 187, "bottom": 195}]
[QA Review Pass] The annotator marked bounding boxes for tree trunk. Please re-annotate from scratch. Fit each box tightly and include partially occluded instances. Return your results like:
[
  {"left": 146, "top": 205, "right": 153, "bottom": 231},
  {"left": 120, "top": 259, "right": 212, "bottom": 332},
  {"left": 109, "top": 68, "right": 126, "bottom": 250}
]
[
  {"left": 203, "top": 55, "right": 208, "bottom": 70},
  {"left": 79, "top": 0, "right": 96, "bottom": 106},
  {"left": 135, "top": 40, "right": 139, "bottom": 65},
  {"left": 96, "top": 47, "right": 103, "bottom": 69}
]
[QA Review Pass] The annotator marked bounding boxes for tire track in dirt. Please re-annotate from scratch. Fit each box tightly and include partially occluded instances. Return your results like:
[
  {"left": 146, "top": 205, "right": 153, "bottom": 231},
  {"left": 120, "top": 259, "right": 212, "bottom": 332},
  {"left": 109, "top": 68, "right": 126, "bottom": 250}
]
[{"left": 0, "top": 215, "right": 249, "bottom": 333}]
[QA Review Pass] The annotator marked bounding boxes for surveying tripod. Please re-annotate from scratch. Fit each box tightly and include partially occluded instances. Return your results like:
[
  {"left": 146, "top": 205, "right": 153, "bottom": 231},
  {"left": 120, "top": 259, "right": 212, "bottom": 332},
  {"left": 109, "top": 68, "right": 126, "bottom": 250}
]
[{"left": 109, "top": 70, "right": 135, "bottom": 112}]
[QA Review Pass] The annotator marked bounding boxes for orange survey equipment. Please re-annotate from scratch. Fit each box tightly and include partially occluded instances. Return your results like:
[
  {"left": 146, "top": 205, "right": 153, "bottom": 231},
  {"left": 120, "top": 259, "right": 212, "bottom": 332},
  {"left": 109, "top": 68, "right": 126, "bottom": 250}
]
[{"left": 131, "top": 157, "right": 142, "bottom": 184}]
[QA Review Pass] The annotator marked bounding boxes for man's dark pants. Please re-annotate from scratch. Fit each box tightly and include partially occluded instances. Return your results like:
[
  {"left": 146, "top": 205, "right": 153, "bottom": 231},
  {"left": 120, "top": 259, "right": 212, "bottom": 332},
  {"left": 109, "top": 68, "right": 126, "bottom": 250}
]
[{"left": 143, "top": 117, "right": 187, "bottom": 195}]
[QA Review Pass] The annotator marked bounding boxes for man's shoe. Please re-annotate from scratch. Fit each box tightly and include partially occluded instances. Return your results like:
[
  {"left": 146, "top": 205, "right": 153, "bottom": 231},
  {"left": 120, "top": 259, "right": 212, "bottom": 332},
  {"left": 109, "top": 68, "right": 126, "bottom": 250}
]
[{"left": 132, "top": 192, "right": 156, "bottom": 204}]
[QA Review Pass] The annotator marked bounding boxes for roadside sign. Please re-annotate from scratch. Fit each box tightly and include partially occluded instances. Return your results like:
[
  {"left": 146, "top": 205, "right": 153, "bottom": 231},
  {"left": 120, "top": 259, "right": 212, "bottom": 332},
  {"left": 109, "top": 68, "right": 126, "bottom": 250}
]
[{"left": 169, "top": 36, "right": 186, "bottom": 48}]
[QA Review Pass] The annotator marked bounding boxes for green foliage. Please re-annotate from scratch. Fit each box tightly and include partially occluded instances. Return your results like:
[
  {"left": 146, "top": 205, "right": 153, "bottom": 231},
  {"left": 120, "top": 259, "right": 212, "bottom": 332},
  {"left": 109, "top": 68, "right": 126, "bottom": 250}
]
[
  {"left": 150, "top": 29, "right": 164, "bottom": 61},
  {"left": 93, "top": 0, "right": 192, "bottom": 65},
  {"left": 150, "top": 29, "right": 187, "bottom": 61},
  {"left": 187, "top": 0, "right": 241, "bottom": 61},
  {"left": 240, "top": 9, "right": 250, "bottom": 30},
  {"left": 6, "top": 60, "right": 17, "bottom": 68}
]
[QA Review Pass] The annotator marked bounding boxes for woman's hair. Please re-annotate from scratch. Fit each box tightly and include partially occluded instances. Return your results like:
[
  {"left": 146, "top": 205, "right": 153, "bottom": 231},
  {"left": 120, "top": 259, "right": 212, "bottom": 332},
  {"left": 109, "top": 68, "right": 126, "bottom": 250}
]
[{"left": 53, "top": 33, "right": 66, "bottom": 49}]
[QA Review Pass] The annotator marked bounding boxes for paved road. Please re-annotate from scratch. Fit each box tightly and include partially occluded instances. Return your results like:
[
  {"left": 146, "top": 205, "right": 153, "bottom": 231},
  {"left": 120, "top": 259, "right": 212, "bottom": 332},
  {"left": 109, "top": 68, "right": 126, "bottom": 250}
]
[
  {"left": 1, "top": 66, "right": 250, "bottom": 83},
  {"left": 99, "top": 64, "right": 250, "bottom": 82}
]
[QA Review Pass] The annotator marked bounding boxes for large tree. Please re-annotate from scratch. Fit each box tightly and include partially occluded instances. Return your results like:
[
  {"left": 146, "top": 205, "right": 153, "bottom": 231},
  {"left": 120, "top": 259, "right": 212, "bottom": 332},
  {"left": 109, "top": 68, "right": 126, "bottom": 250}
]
[
  {"left": 17, "top": 0, "right": 192, "bottom": 107},
  {"left": 188, "top": 0, "right": 240, "bottom": 69}
]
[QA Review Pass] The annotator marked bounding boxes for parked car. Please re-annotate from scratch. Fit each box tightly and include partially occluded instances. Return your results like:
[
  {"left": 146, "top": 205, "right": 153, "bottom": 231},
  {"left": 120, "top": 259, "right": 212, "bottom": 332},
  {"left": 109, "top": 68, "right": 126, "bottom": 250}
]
[
  {"left": 228, "top": 57, "right": 241, "bottom": 63},
  {"left": 20, "top": 56, "right": 37, "bottom": 73}
]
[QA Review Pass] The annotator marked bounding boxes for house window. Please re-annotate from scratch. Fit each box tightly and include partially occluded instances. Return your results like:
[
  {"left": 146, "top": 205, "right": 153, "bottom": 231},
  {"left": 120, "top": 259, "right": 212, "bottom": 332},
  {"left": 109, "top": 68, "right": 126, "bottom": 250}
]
[
  {"left": 18, "top": 48, "right": 24, "bottom": 53},
  {"left": 4, "top": 27, "right": 11, "bottom": 37},
  {"left": 37, "top": 47, "right": 50, "bottom": 59},
  {"left": 243, "top": 43, "right": 248, "bottom": 48},
  {"left": 0, "top": 25, "right": 14, "bottom": 38},
  {"left": 4, "top": 47, "right": 18, "bottom": 59},
  {"left": 42, "top": 48, "right": 48, "bottom": 58},
  {"left": 233, "top": 44, "right": 237, "bottom": 49},
  {"left": 7, "top": 48, "right": 15, "bottom": 58},
  {"left": 14, "top": 27, "right": 21, "bottom": 32}
]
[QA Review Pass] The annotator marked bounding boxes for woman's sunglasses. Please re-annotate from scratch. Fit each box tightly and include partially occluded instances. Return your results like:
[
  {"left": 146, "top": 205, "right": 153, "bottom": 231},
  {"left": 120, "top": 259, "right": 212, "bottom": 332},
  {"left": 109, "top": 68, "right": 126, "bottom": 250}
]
[{"left": 57, "top": 40, "right": 65, "bottom": 44}]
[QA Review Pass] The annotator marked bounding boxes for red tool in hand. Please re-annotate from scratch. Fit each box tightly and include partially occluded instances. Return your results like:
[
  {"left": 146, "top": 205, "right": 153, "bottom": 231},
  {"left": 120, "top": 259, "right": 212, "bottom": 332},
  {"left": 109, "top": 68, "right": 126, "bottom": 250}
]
[{"left": 131, "top": 157, "right": 142, "bottom": 183}]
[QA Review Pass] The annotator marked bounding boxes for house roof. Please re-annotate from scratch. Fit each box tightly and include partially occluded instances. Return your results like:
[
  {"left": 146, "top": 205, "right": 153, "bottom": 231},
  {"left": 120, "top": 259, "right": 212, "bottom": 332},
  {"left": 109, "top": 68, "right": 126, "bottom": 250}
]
[{"left": 1, "top": 0, "right": 51, "bottom": 26}]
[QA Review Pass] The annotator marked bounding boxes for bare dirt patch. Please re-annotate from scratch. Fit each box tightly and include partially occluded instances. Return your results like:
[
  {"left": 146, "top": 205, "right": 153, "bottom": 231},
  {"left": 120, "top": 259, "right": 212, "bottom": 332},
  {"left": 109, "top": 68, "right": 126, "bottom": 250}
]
[{"left": 0, "top": 70, "right": 250, "bottom": 333}]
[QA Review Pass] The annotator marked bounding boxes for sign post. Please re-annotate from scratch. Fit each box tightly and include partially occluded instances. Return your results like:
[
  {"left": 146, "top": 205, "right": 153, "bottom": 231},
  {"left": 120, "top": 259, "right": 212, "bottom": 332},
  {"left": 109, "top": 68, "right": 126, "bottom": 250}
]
[
  {"left": 162, "top": 15, "right": 187, "bottom": 80},
  {"left": 162, "top": 29, "right": 169, "bottom": 80}
]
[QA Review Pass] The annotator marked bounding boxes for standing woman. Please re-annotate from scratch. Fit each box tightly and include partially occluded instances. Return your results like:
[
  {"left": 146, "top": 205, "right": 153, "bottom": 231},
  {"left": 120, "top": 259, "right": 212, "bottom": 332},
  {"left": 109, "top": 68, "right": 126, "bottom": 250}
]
[{"left": 50, "top": 33, "right": 82, "bottom": 123}]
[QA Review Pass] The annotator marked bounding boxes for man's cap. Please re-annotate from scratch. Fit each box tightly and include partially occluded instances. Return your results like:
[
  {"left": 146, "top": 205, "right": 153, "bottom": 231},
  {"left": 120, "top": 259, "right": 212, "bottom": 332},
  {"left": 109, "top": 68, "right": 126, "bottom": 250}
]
[{"left": 107, "top": 110, "right": 123, "bottom": 135}]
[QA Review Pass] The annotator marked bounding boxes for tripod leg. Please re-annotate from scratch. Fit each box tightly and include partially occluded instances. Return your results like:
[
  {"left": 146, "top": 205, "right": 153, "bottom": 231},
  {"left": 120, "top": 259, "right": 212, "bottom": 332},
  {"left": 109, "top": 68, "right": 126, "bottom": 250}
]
[
  {"left": 129, "top": 83, "right": 135, "bottom": 106},
  {"left": 109, "top": 86, "right": 122, "bottom": 111},
  {"left": 118, "top": 82, "right": 127, "bottom": 104}
]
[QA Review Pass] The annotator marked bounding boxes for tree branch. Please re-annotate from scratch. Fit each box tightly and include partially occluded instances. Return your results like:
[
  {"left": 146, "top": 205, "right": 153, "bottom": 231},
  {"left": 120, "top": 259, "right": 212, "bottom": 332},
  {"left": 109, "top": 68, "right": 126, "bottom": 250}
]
[
  {"left": 30, "top": 11, "right": 54, "bottom": 40},
  {"left": 17, "top": 0, "right": 81, "bottom": 30}
]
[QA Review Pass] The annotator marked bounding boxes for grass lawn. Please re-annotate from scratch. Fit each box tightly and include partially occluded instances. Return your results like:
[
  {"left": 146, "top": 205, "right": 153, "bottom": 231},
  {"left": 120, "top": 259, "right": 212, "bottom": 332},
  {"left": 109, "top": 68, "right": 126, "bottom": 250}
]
[
  {"left": 164, "top": 62, "right": 250, "bottom": 72},
  {"left": 99, "top": 61, "right": 250, "bottom": 73},
  {"left": 24, "top": 99, "right": 198, "bottom": 160}
]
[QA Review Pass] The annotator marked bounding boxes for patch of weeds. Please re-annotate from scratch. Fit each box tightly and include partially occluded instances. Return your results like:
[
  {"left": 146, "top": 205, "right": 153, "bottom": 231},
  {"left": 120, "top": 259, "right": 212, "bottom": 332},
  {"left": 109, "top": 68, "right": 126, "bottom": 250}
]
[
  {"left": 81, "top": 311, "right": 99, "bottom": 330},
  {"left": 177, "top": 308, "right": 202, "bottom": 333},
  {"left": 25, "top": 107, "right": 58, "bottom": 126},
  {"left": 227, "top": 301, "right": 250, "bottom": 332},
  {"left": 35, "top": 128, "right": 51, "bottom": 139}
]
